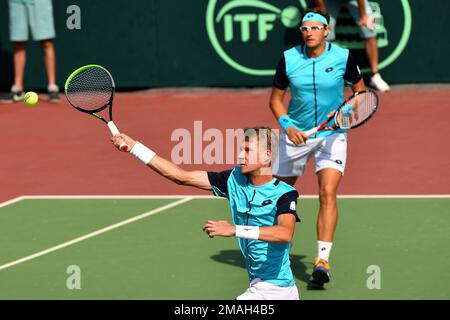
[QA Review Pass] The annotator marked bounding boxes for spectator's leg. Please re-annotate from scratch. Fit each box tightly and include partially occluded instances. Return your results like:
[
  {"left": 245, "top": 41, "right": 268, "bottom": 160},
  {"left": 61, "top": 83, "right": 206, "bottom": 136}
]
[
  {"left": 41, "top": 39, "right": 60, "bottom": 102},
  {"left": 346, "top": 1, "right": 390, "bottom": 92},
  {"left": 323, "top": 0, "right": 341, "bottom": 42},
  {"left": 365, "top": 37, "right": 379, "bottom": 74},
  {"left": 13, "top": 42, "right": 27, "bottom": 91},
  {"left": 365, "top": 35, "right": 390, "bottom": 92},
  {"left": 41, "top": 39, "right": 56, "bottom": 87},
  {"left": 31, "top": 0, "right": 59, "bottom": 101}
]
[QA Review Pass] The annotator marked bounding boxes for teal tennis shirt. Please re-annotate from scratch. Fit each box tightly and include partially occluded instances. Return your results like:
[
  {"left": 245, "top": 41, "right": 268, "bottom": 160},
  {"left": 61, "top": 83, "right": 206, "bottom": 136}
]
[
  {"left": 273, "top": 42, "right": 362, "bottom": 138},
  {"left": 208, "top": 167, "right": 300, "bottom": 287}
]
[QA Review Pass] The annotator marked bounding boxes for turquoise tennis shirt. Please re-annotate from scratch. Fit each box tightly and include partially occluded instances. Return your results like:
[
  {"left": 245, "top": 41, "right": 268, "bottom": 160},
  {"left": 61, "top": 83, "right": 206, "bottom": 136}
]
[
  {"left": 273, "top": 42, "right": 362, "bottom": 138},
  {"left": 208, "top": 167, "right": 300, "bottom": 287}
]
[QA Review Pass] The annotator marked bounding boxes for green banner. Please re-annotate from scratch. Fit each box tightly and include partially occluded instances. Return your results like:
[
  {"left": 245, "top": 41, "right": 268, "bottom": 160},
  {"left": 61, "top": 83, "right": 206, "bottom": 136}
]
[{"left": 0, "top": 0, "right": 447, "bottom": 89}]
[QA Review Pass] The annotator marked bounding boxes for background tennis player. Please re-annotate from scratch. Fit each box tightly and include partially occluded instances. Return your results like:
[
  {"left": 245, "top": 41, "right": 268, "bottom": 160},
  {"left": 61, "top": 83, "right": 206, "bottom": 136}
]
[{"left": 270, "top": 8, "right": 366, "bottom": 288}]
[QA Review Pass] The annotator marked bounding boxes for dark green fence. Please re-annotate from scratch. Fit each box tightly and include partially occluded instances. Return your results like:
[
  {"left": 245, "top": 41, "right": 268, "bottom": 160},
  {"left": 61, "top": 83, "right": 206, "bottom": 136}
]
[{"left": 0, "top": 0, "right": 446, "bottom": 90}]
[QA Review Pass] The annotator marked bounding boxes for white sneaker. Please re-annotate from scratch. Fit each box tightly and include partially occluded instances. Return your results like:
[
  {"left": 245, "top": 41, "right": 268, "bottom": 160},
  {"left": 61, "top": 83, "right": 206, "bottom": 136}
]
[{"left": 369, "top": 73, "right": 390, "bottom": 92}]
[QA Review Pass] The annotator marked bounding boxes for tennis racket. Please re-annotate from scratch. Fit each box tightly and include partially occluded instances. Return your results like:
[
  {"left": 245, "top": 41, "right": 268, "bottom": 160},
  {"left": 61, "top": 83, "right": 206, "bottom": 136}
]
[
  {"left": 64, "top": 64, "right": 129, "bottom": 151},
  {"left": 304, "top": 90, "right": 379, "bottom": 137}
]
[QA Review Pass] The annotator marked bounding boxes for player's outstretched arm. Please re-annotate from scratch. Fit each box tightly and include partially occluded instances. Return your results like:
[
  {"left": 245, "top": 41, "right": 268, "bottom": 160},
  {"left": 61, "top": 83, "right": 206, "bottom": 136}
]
[
  {"left": 203, "top": 214, "right": 296, "bottom": 243},
  {"left": 111, "top": 133, "right": 212, "bottom": 191}
]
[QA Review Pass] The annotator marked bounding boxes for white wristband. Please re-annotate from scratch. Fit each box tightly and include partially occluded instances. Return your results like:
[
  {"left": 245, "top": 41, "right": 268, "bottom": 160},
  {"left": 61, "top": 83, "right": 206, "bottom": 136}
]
[
  {"left": 130, "top": 141, "right": 156, "bottom": 165},
  {"left": 235, "top": 225, "right": 260, "bottom": 240}
]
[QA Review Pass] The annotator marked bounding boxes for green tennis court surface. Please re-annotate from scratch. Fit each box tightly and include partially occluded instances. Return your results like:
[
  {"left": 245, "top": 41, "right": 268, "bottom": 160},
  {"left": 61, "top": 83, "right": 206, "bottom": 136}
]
[{"left": 0, "top": 197, "right": 449, "bottom": 300}]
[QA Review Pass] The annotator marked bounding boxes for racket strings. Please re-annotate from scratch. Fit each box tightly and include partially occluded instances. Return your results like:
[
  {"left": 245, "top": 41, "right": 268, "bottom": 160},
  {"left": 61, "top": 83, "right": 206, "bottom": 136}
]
[
  {"left": 337, "top": 92, "right": 377, "bottom": 129},
  {"left": 66, "top": 67, "right": 113, "bottom": 111}
]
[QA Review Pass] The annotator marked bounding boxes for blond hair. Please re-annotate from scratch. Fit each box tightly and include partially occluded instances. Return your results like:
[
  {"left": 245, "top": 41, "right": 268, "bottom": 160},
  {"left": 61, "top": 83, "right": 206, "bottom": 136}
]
[{"left": 243, "top": 126, "right": 279, "bottom": 165}]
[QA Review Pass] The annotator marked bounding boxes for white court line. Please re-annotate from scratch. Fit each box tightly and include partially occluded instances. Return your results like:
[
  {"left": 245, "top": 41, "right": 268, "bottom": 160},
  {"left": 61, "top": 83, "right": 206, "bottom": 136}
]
[
  {"left": 0, "top": 196, "right": 26, "bottom": 208},
  {"left": 1, "top": 194, "right": 449, "bottom": 210},
  {"left": 0, "top": 194, "right": 448, "bottom": 271},
  {"left": 11, "top": 194, "right": 450, "bottom": 200},
  {"left": 17, "top": 195, "right": 217, "bottom": 200},
  {"left": 0, "top": 197, "right": 193, "bottom": 272}
]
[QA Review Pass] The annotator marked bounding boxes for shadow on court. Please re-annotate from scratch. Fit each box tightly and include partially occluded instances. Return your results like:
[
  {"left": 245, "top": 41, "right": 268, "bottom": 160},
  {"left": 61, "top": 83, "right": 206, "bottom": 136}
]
[{"left": 210, "top": 249, "right": 312, "bottom": 283}]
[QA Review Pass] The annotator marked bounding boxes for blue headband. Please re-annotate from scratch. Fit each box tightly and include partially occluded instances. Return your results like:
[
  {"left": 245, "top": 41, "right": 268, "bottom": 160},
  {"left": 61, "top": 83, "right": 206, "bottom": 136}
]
[{"left": 302, "top": 12, "right": 328, "bottom": 26}]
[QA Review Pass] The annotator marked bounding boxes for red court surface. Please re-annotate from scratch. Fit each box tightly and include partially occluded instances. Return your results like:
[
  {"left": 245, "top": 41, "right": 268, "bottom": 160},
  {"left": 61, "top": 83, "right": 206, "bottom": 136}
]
[{"left": 1, "top": 88, "right": 449, "bottom": 202}]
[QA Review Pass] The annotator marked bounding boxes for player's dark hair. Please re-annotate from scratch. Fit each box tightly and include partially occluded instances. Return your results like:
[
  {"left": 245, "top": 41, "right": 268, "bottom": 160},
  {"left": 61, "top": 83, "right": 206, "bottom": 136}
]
[{"left": 302, "top": 7, "right": 330, "bottom": 25}]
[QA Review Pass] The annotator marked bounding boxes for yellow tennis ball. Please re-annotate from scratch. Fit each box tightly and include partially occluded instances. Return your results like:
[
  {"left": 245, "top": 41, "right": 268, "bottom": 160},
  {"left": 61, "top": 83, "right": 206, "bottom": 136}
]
[{"left": 24, "top": 91, "right": 39, "bottom": 106}]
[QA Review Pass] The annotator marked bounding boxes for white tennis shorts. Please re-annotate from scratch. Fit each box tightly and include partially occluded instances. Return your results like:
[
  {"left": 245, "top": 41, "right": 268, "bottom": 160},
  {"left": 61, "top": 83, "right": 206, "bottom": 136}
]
[
  {"left": 236, "top": 278, "right": 300, "bottom": 300},
  {"left": 273, "top": 132, "right": 347, "bottom": 177}
]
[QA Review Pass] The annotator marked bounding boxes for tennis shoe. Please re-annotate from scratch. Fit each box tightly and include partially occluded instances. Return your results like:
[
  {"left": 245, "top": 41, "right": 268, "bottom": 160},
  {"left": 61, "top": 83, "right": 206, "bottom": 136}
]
[
  {"left": 48, "top": 84, "right": 60, "bottom": 103},
  {"left": 0, "top": 86, "right": 24, "bottom": 103},
  {"left": 369, "top": 73, "right": 390, "bottom": 92},
  {"left": 311, "top": 258, "right": 331, "bottom": 284}
]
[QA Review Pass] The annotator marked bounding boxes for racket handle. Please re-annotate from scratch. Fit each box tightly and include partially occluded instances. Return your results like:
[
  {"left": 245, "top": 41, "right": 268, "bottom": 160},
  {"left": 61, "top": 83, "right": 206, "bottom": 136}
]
[
  {"left": 304, "top": 127, "right": 318, "bottom": 137},
  {"left": 107, "top": 121, "right": 129, "bottom": 152}
]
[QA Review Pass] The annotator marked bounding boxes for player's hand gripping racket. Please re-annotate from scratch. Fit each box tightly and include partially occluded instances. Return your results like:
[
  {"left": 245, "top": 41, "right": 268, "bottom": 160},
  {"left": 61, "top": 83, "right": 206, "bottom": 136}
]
[
  {"left": 304, "top": 90, "right": 379, "bottom": 137},
  {"left": 64, "top": 64, "right": 129, "bottom": 151}
]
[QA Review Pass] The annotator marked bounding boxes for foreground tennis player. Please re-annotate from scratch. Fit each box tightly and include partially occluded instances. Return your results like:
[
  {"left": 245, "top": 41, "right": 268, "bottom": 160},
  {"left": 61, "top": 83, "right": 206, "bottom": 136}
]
[{"left": 112, "top": 127, "right": 300, "bottom": 300}]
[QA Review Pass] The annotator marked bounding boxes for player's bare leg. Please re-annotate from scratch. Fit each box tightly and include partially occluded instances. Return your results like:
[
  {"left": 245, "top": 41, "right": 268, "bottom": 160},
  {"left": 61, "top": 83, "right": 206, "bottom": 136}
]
[
  {"left": 310, "top": 168, "right": 342, "bottom": 286},
  {"left": 317, "top": 168, "right": 341, "bottom": 242}
]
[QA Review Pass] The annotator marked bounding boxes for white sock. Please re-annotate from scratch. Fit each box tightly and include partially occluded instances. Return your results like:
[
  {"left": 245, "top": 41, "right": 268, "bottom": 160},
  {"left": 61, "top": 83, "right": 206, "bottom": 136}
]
[
  {"left": 47, "top": 84, "right": 59, "bottom": 92},
  {"left": 317, "top": 241, "right": 333, "bottom": 262},
  {"left": 11, "top": 85, "right": 22, "bottom": 92}
]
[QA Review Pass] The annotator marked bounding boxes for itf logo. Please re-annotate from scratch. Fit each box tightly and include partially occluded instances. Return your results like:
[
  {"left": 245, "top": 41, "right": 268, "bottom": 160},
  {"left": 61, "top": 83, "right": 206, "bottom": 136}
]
[
  {"left": 206, "top": 0, "right": 412, "bottom": 76},
  {"left": 206, "top": 0, "right": 308, "bottom": 76},
  {"left": 216, "top": 3, "right": 302, "bottom": 42}
]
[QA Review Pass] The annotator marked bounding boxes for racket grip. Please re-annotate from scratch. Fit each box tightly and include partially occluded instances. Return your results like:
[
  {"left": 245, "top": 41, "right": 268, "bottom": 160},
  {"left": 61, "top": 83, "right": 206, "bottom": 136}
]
[
  {"left": 107, "top": 121, "right": 120, "bottom": 136},
  {"left": 107, "top": 121, "right": 129, "bottom": 152},
  {"left": 304, "top": 127, "right": 318, "bottom": 137}
]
